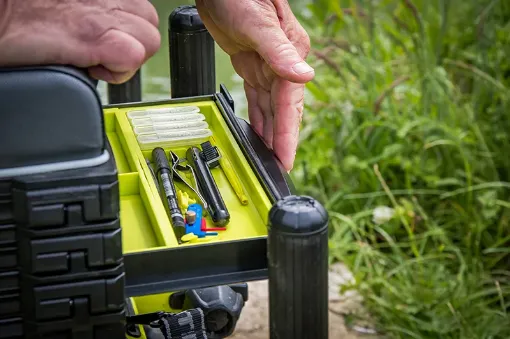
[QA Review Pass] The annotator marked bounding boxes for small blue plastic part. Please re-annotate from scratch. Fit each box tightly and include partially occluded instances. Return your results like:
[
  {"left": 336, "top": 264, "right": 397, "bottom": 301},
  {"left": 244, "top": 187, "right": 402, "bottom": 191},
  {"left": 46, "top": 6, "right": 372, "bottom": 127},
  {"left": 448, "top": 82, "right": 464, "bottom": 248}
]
[{"left": 184, "top": 203, "right": 218, "bottom": 238}]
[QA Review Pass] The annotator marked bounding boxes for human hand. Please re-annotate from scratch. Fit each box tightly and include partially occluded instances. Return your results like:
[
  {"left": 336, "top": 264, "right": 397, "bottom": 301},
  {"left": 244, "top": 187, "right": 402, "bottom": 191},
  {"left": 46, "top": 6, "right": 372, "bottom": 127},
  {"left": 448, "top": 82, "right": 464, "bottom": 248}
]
[
  {"left": 196, "top": 0, "right": 314, "bottom": 171},
  {"left": 0, "top": 0, "right": 160, "bottom": 84}
]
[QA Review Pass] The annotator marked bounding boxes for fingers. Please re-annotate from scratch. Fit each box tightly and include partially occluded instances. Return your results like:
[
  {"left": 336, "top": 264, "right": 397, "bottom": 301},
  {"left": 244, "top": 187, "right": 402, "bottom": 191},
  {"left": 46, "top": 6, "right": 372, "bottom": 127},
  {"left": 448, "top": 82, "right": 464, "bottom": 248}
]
[
  {"left": 86, "top": 11, "right": 161, "bottom": 83},
  {"left": 88, "top": 30, "right": 146, "bottom": 83},
  {"left": 87, "top": 65, "right": 137, "bottom": 84},
  {"left": 197, "top": 0, "right": 313, "bottom": 84},
  {"left": 257, "top": 87, "right": 274, "bottom": 148},
  {"left": 273, "top": 0, "right": 311, "bottom": 60},
  {"left": 246, "top": 25, "right": 314, "bottom": 84},
  {"left": 231, "top": 52, "right": 260, "bottom": 89},
  {"left": 0, "top": 0, "right": 160, "bottom": 84},
  {"left": 243, "top": 69, "right": 274, "bottom": 150},
  {"left": 271, "top": 79, "right": 305, "bottom": 171},
  {"left": 236, "top": 2, "right": 314, "bottom": 84},
  {"left": 287, "top": 22, "right": 311, "bottom": 60},
  {"left": 244, "top": 81, "right": 264, "bottom": 139},
  {"left": 232, "top": 52, "right": 272, "bottom": 91},
  {"left": 197, "top": 0, "right": 309, "bottom": 173},
  {"left": 110, "top": 10, "right": 161, "bottom": 62},
  {"left": 115, "top": 0, "right": 159, "bottom": 27}
]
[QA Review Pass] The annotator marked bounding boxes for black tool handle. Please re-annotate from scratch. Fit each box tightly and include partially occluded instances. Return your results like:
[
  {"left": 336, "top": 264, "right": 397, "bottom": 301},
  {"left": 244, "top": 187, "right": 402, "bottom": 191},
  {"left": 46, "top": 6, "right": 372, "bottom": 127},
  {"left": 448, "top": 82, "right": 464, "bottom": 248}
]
[
  {"left": 268, "top": 195, "right": 329, "bottom": 339},
  {"left": 153, "top": 148, "right": 186, "bottom": 236},
  {"left": 186, "top": 147, "right": 229, "bottom": 226},
  {"left": 153, "top": 147, "right": 172, "bottom": 174},
  {"left": 168, "top": 5, "right": 216, "bottom": 98}
]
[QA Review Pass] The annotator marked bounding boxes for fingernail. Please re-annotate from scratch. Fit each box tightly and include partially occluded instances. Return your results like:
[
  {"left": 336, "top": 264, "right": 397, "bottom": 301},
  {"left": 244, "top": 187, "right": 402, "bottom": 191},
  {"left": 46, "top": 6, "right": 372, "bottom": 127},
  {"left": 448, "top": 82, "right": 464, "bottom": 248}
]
[
  {"left": 287, "top": 163, "right": 294, "bottom": 174},
  {"left": 293, "top": 62, "right": 314, "bottom": 75}
]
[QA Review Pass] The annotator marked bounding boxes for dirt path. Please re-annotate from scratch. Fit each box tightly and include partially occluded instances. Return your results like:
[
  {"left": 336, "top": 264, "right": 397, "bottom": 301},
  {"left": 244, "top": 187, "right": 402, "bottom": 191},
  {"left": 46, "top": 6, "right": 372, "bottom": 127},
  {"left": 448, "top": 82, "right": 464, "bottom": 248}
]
[{"left": 230, "top": 264, "right": 381, "bottom": 339}]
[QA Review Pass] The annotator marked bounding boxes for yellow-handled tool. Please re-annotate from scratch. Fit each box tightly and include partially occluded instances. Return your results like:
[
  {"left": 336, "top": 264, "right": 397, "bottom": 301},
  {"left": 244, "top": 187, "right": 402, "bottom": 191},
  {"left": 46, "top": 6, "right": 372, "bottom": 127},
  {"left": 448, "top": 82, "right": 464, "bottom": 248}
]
[
  {"left": 219, "top": 155, "right": 248, "bottom": 205},
  {"left": 208, "top": 140, "right": 249, "bottom": 206}
]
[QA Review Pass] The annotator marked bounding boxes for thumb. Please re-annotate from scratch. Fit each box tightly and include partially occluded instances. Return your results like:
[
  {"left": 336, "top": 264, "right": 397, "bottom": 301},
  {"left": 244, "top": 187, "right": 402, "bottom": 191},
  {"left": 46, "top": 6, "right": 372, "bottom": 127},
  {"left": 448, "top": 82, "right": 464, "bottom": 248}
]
[{"left": 248, "top": 25, "right": 314, "bottom": 83}]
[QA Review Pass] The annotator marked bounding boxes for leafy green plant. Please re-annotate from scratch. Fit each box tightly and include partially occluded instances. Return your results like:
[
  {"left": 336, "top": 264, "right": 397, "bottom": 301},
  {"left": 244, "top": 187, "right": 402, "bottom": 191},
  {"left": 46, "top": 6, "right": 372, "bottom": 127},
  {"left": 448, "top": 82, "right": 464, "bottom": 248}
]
[{"left": 293, "top": 0, "right": 510, "bottom": 338}]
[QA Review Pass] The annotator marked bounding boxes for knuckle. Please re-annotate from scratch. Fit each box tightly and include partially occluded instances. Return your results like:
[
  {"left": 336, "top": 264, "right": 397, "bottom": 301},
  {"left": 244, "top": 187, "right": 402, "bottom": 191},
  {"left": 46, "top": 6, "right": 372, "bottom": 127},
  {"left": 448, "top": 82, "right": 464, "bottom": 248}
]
[
  {"left": 301, "top": 29, "right": 311, "bottom": 50},
  {"left": 147, "top": 4, "right": 159, "bottom": 27},
  {"left": 285, "top": 22, "right": 311, "bottom": 58},
  {"left": 125, "top": 0, "right": 159, "bottom": 26},
  {"left": 295, "top": 25, "right": 311, "bottom": 57},
  {"left": 145, "top": 27, "right": 161, "bottom": 56},
  {"left": 273, "top": 42, "right": 299, "bottom": 63},
  {"left": 79, "top": 15, "right": 106, "bottom": 41},
  {"left": 101, "top": 30, "right": 145, "bottom": 68},
  {"left": 79, "top": 46, "right": 100, "bottom": 67},
  {"left": 301, "top": 37, "right": 311, "bottom": 57},
  {"left": 80, "top": 11, "right": 120, "bottom": 42},
  {"left": 124, "top": 45, "right": 145, "bottom": 68}
]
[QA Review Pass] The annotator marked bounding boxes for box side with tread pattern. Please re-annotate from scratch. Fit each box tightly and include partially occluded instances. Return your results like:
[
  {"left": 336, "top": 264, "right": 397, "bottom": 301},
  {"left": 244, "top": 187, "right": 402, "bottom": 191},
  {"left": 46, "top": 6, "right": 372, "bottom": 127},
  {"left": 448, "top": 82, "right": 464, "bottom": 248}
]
[
  {"left": 0, "top": 144, "right": 126, "bottom": 339},
  {"left": 0, "top": 66, "right": 125, "bottom": 339}
]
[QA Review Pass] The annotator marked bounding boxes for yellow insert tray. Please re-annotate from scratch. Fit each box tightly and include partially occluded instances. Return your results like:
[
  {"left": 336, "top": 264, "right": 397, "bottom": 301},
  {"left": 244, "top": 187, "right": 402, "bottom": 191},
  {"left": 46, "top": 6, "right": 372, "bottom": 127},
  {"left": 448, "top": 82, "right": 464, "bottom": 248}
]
[{"left": 103, "top": 100, "right": 272, "bottom": 253}]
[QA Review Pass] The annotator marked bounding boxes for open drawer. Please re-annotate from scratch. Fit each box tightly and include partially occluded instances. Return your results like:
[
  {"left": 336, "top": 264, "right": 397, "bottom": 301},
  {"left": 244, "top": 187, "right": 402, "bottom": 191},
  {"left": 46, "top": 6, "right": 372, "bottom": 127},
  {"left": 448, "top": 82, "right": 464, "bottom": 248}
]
[
  {"left": 104, "top": 87, "right": 295, "bottom": 297},
  {"left": 0, "top": 65, "right": 320, "bottom": 339}
]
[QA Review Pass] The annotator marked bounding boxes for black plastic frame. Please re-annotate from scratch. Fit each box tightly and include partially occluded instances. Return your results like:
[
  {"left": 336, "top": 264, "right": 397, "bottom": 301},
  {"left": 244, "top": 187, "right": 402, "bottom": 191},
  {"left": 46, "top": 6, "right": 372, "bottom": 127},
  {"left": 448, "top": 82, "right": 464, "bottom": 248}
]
[
  {"left": 215, "top": 85, "right": 296, "bottom": 203},
  {"left": 124, "top": 238, "right": 266, "bottom": 297},
  {"left": 104, "top": 87, "right": 295, "bottom": 297}
]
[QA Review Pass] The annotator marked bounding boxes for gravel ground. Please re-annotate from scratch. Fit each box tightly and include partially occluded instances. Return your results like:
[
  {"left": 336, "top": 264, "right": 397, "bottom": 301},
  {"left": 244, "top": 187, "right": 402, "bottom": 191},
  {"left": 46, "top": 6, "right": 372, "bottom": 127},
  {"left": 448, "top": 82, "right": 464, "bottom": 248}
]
[{"left": 230, "top": 264, "right": 381, "bottom": 339}]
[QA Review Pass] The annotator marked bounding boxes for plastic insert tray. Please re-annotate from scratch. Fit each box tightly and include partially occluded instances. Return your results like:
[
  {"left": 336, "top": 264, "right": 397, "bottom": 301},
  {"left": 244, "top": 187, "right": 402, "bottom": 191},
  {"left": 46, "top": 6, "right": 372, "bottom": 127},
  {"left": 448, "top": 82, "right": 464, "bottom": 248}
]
[{"left": 103, "top": 90, "right": 295, "bottom": 300}]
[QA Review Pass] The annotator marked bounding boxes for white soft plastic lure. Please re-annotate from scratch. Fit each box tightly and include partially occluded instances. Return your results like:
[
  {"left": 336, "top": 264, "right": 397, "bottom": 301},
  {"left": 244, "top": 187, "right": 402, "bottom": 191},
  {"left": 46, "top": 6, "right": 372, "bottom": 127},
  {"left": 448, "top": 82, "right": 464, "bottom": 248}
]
[
  {"left": 129, "top": 113, "right": 206, "bottom": 127},
  {"left": 133, "top": 120, "right": 209, "bottom": 135},
  {"left": 137, "top": 129, "right": 212, "bottom": 149},
  {"left": 127, "top": 106, "right": 200, "bottom": 119}
]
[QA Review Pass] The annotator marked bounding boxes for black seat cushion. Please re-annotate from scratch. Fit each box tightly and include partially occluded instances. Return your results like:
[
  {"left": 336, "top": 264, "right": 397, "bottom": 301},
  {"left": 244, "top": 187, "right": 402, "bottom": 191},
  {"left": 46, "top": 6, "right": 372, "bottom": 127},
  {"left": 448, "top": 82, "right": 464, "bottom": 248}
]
[{"left": 0, "top": 66, "right": 105, "bottom": 169}]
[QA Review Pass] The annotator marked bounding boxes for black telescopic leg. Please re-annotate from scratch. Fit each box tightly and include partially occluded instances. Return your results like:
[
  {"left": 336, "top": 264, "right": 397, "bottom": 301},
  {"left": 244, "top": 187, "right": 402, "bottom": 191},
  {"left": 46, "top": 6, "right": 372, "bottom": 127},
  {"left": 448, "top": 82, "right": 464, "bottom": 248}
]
[
  {"left": 107, "top": 69, "right": 142, "bottom": 104},
  {"left": 268, "top": 195, "right": 329, "bottom": 339},
  {"left": 168, "top": 5, "right": 216, "bottom": 98}
]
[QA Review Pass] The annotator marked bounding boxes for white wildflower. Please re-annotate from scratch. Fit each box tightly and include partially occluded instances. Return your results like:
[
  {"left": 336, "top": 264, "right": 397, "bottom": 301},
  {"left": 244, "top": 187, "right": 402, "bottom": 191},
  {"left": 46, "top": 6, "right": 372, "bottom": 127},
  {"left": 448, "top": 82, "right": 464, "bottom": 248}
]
[
  {"left": 341, "top": 101, "right": 354, "bottom": 118},
  {"left": 372, "top": 206, "right": 395, "bottom": 225}
]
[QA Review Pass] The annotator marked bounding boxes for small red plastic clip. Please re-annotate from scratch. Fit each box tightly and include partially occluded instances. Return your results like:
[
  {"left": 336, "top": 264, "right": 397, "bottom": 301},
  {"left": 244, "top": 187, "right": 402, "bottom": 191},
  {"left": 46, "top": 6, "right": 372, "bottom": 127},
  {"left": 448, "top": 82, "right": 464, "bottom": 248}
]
[{"left": 201, "top": 218, "right": 226, "bottom": 232}]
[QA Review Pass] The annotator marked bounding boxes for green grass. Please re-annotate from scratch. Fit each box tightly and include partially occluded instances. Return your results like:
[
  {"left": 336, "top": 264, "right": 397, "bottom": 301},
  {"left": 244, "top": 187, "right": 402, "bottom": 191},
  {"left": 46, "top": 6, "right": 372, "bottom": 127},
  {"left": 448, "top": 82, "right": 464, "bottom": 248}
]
[{"left": 292, "top": 1, "right": 510, "bottom": 338}]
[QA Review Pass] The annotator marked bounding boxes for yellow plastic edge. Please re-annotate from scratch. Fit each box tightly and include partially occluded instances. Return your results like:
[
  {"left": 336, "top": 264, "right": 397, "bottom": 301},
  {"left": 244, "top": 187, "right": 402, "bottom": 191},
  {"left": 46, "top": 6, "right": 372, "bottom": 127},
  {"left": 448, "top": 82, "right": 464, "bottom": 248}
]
[
  {"left": 104, "top": 100, "right": 272, "bottom": 252},
  {"left": 105, "top": 99, "right": 276, "bottom": 319}
]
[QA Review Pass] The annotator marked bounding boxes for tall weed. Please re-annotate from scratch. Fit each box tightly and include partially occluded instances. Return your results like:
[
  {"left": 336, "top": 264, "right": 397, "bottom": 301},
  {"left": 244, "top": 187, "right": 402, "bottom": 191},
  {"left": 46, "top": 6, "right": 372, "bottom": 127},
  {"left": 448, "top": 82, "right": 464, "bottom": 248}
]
[{"left": 294, "top": 0, "right": 510, "bottom": 337}]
